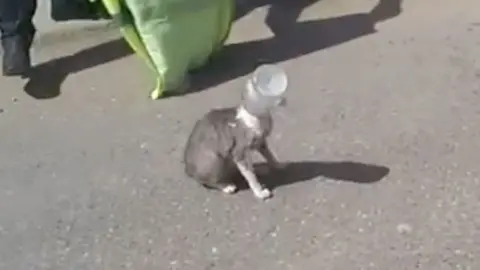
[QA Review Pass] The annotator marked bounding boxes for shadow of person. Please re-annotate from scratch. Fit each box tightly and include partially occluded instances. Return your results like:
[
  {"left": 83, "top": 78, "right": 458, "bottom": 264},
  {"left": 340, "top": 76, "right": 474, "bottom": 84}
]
[
  {"left": 191, "top": 0, "right": 403, "bottom": 92},
  {"left": 23, "top": 38, "right": 132, "bottom": 99},
  {"left": 235, "top": 0, "right": 318, "bottom": 22},
  {"left": 232, "top": 161, "right": 389, "bottom": 191}
]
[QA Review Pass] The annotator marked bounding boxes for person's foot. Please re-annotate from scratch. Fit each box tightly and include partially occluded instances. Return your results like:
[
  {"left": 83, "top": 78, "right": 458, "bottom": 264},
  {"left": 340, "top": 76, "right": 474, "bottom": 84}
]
[{"left": 2, "top": 36, "right": 32, "bottom": 77}]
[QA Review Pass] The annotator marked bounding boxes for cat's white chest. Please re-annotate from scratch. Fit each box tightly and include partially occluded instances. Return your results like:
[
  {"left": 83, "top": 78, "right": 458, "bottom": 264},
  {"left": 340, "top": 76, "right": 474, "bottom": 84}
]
[{"left": 235, "top": 107, "right": 264, "bottom": 136}]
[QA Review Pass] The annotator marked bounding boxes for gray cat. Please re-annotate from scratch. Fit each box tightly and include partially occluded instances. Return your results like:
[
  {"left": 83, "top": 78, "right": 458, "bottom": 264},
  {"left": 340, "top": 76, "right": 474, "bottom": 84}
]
[{"left": 183, "top": 99, "right": 285, "bottom": 200}]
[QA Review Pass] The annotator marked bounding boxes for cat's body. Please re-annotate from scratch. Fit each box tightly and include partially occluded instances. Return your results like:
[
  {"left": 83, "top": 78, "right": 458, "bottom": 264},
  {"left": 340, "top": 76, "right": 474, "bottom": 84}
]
[{"left": 183, "top": 106, "right": 282, "bottom": 199}]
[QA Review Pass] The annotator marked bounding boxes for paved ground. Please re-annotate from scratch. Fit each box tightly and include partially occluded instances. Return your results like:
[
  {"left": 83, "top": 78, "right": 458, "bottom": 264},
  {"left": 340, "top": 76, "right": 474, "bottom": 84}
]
[{"left": 1, "top": 0, "right": 480, "bottom": 269}]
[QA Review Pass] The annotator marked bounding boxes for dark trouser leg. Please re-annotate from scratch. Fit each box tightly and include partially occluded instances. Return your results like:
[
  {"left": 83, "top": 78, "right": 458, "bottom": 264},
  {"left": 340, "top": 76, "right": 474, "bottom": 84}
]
[{"left": 0, "top": 0, "right": 37, "bottom": 76}]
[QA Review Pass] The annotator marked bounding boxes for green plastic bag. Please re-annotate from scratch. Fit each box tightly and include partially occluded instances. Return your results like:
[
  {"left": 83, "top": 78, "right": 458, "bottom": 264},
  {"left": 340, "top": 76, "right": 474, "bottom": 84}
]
[{"left": 101, "top": 0, "right": 234, "bottom": 99}]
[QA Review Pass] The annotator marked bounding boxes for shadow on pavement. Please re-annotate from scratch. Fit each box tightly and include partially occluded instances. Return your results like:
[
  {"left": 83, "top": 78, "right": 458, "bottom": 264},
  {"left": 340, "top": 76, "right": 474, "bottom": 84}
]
[
  {"left": 191, "top": 0, "right": 403, "bottom": 92},
  {"left": 235, "top": 0, "right": 318, "bottom": 22},
  {"left": 23, "top": 38, "right": 131, "bottom": 99},
  {"left": 23, "top": 0, "right": 402, "bottom": 99},
  {"left": 233, "top": 161, "right": 390, "bottom": 191}
]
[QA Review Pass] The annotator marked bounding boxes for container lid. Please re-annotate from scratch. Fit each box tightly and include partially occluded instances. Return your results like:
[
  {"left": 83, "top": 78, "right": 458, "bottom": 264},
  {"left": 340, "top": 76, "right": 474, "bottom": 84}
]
[{"left": 252, "top": 65, "right": 288, "bottom": 97}]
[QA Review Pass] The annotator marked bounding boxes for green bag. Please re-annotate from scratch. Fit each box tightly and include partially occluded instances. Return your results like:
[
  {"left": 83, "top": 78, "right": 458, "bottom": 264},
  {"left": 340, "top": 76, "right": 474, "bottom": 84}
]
[{"left": 101, "top": 0, "right": 234, "bottom": 99}]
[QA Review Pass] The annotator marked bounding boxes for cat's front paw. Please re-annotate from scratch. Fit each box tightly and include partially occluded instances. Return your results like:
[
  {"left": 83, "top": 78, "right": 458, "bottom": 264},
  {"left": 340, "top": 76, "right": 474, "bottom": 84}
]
[
  {"left": 254, "top": 188, "right": 273, "bottom": 200},
  {"left": 222, "top": 184, "right": 238, "bottom": 194}
]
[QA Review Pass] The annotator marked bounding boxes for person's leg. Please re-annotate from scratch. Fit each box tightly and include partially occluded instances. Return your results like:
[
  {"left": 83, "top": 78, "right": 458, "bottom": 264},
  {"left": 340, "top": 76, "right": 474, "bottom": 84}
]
[{"left": 0, "top": 0, "right": 37, "bottom": 76}]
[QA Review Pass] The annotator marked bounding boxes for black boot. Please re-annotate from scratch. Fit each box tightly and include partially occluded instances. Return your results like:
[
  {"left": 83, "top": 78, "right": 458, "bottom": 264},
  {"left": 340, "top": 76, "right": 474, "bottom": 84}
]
[
  {"left": 2, "top": 35, "right": 31, "bottom": 76},
  {"left": 0, "top": 0, "right": 37, "bottom": 77}
]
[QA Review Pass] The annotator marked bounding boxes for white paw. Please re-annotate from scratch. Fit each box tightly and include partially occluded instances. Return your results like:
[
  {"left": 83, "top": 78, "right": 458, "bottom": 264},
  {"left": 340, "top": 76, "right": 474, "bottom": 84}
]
[
  {"left": 254, "top": 188, "right": 272, "bottom": 200},
  {"left": 222, "top": 184, "right": 238, "bottom": 194}
]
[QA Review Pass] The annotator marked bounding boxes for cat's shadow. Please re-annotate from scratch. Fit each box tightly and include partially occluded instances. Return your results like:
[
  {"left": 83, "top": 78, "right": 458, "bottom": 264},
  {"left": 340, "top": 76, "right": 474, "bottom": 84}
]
[{"left": 233, "top": 161, "right": 390, "bottom": 191}]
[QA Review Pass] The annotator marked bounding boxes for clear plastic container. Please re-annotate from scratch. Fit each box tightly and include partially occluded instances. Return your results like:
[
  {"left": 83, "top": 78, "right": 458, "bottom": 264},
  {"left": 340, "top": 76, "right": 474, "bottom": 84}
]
[{"left": 243, "top": 65, "right": 288, "bottom": 115}]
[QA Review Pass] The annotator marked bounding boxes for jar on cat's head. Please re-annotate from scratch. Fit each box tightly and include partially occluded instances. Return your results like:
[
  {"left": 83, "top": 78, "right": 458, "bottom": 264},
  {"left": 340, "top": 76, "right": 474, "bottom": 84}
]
[{"left": 242, "top": 65, "right": 288, "bottom": 116}]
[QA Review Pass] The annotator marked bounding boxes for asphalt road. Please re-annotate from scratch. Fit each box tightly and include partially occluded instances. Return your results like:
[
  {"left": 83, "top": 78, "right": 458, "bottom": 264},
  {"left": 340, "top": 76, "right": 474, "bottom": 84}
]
[{"left": 1, "top": 0, "right": 480, "bottom": 269}]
